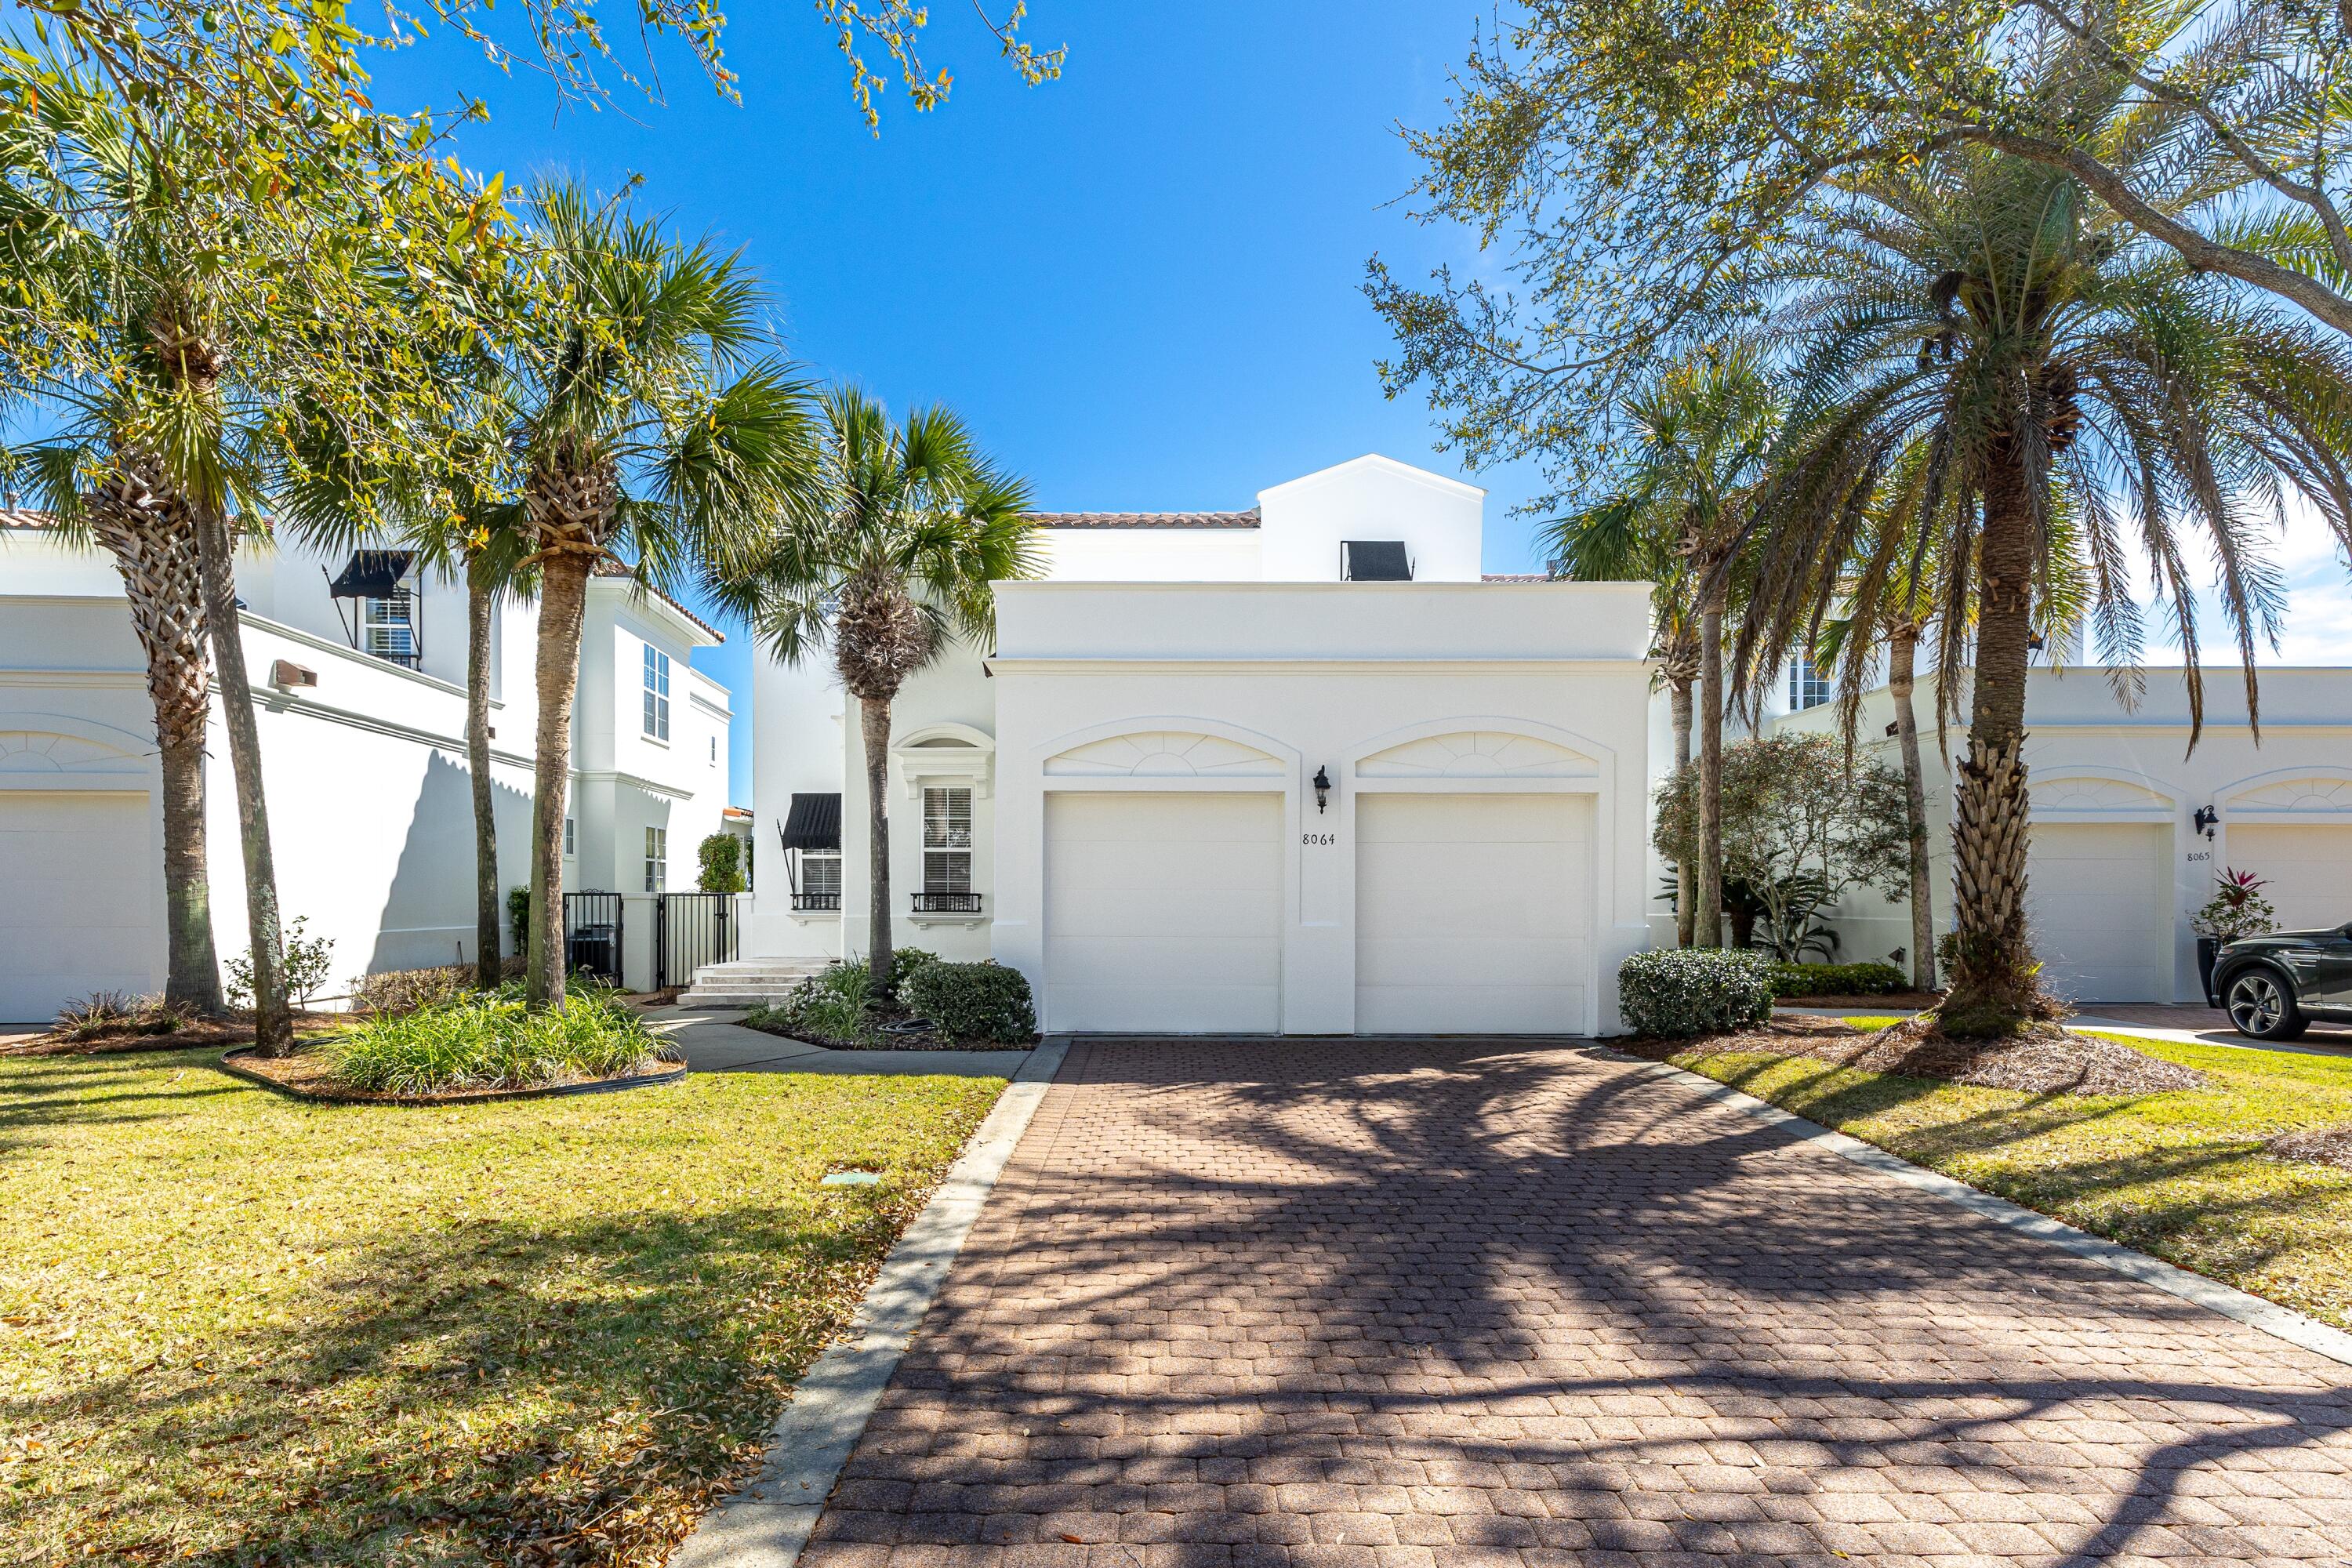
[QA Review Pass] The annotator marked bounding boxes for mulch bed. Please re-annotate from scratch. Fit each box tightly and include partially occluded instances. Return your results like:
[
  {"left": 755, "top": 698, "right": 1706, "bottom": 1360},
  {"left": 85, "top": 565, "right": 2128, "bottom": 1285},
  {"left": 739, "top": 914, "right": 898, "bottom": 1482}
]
[
  {"left": 220, "top": 1044, "right": 688, "bottom": 1105},
  {"left": 2, "top": 1014, "right": 343, "bottom": 1058},
  {"left": 1619, "top": 1012, "right": 2205, "bottom": 1096},
  {"left": 742, "top": 1004, "right": 1033, "bottom": 1053},
  {"left": 2267, "top": 1126, "right": 2352, "bottom": 1172}
]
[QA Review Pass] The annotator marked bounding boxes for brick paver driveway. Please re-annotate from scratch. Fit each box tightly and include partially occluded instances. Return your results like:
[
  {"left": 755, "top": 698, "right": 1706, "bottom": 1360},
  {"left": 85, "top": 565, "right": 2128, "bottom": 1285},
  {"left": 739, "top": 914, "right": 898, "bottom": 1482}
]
[{"left": 800, "top": 1039, "right": 2352, "bottom": 1566}]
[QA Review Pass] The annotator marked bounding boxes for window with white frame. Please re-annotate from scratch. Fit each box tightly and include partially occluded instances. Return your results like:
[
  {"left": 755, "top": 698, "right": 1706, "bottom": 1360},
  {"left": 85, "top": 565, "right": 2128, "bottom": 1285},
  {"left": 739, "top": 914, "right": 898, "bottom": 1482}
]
[
  {"left": 922, "top": 786, "right": 973, "bottom": 894},
  {"left": 644, "top": 826, "right": 667, "bottom": 892},
  {"left": 642, "top": 644, "right": 671, "bottom": 740},
  {"left": 361, "top": 590, "right": 419, "bottom": 668},
  {"left": 801, "top": 851, "right": 842, "bottom": 902},
  {"left": 1788, "top": 656, "right": 1831, "bottom": 712},
  {"left": 564, "top": 816, "right": 576, "bottom": 858},
  {"left": 709, "top": 735, "right": 717, "bottom": 765}
]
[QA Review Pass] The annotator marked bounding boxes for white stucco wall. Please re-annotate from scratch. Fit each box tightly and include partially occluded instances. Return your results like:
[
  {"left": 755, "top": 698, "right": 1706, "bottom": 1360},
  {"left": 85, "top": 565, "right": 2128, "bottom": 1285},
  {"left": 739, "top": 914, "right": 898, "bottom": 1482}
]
[
  {"left": 1769, "top": 664, "right": 2352, "bottom": 1002},
  {"left": 985, "top": 581, "right": 1655, "bottom": 1034},
  {"left": 1255, "top": 456, "right": 1486, "bottom": 583}
]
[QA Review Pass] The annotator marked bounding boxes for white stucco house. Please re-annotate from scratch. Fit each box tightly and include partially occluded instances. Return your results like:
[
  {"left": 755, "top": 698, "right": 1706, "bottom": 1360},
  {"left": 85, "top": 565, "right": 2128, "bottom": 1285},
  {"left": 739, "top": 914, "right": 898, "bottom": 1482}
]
[
  {"left": 0, "top": 515, "right": 738, "bottom": 1018},
  {"left": 1767, "top": 663, "right": 2352, "bottom": 1005},
  {"left": 712, "top": 455, "right": 1657, "bottom": 1035}
]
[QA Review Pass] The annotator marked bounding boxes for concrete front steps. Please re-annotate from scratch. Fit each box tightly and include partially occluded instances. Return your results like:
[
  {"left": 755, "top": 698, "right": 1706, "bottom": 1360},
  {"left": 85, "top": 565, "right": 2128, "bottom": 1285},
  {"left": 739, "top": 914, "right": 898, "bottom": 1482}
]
[{"left": 678, "top": 957, "right": 834, "bottom": 1007}]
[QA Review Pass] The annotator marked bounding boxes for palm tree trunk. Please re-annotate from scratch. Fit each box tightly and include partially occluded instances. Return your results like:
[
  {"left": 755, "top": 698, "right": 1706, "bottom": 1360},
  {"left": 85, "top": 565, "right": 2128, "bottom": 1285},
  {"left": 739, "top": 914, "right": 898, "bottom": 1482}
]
[
  {"left": 859, "top": 695, "right": 896, "bottom": 991},
  {"left": 1669, "top": 676, "right": 1696, "bottom": 947},
  {"left": 88, "top": 485, "right": 224, "bottom": 1013},
  {"left": 1944, "top": 442, "right": 2042, "bottom": 1034},
  {"left": 466, "top": 569, "right": 502, "bottom": 989},
  {"left": 191, "top": 503, "right": 291, "bottom": 1052},
  {"left": 526, "top": 554, "right": 593, "bottom": 1008},
  {"left": 1888, "top": 626, "right": 1935, "bottom": 992},
  {"left": 1695, "top": 604, "right": 1726, "bottom": 948}
]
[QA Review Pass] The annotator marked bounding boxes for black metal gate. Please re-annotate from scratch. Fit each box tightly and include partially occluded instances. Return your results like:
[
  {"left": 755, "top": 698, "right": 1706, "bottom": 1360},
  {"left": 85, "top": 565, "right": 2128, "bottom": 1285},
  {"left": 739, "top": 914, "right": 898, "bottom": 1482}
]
[
  {"left": 655, "top": 891, "right": 738, "bottom": 991},
  {"left": 562, "top": 891, "right": 625, "bottom": 988}
]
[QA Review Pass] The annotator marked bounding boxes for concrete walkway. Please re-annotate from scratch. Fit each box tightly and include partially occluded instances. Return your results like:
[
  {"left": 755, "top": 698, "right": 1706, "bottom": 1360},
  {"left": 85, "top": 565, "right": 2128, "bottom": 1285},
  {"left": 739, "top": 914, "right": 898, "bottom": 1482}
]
[
  {"left": 640, "top": 1005, "right": 1033, "bottom": 1079},
  {"left": 793, "top": 1036, "right": 2352, "bottom": 1567}
]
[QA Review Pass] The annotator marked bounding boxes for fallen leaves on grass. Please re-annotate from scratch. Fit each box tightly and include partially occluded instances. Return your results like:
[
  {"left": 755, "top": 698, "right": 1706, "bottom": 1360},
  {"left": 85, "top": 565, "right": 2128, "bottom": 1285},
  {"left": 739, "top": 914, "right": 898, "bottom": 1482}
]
[
  {"left": 2268, "top": 1124, "right": 2352, "bottom": 1171},
  {"left": 1624, "top": 1013, "right": 2203, "bottom": 1095}
]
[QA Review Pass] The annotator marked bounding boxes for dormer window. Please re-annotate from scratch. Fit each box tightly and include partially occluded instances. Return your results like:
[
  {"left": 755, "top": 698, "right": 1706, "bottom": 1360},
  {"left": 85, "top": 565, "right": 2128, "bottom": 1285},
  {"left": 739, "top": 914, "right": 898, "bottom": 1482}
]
[
  {"left": 1341, "top": 540, "right": 1414, "bottom": 581},
  {"left": 326, "top": 550, "right": 423, "bottom": 670}
]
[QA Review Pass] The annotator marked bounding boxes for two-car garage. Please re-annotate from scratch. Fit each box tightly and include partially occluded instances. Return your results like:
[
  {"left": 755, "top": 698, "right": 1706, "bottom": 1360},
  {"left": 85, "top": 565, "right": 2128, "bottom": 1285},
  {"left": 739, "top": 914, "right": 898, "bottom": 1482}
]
[{"left": 1038, "top": 787, "right": 1594, "bottom": 1035}]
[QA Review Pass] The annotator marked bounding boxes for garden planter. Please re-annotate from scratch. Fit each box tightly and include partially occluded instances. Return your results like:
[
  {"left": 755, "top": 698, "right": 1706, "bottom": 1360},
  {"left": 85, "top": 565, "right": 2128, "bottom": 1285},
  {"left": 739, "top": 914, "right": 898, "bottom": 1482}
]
[{"left": 2197, "top": 935, "right": 2221, "bottom": 1008}]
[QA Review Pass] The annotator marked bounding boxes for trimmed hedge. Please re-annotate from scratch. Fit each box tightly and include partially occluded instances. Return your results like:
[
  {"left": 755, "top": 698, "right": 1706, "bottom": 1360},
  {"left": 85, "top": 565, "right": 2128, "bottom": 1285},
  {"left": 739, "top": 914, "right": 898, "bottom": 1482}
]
[
  {"left": 1766, "top": 960, "right": 1910, "bottom": 999},
  {"left": 1618, "top": 949, "right": 1774, "bottom": 1039},
  {"left": 901, "top": 961, "right": 1036, "bottom": 1045}
]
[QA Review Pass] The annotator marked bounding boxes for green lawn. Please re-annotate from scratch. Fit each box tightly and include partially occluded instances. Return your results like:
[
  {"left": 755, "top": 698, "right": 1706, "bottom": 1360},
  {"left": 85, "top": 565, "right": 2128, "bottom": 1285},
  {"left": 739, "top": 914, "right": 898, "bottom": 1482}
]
[
  {"left": 0, "top": 1048, "right": 1005, "bottom": 1566},
  {"left": 1668, "top": 1026, "right": 2352, "bottom": 1331}
]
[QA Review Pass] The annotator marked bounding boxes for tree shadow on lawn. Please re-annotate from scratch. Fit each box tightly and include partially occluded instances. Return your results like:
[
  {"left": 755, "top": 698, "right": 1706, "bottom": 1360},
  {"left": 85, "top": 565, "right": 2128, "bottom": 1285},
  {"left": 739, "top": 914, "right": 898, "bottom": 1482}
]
[
  {"left": 804, "top": 1039, "right": 2352, "bottom": 1567},
  {"left": 0, "top": 1050, "right": 246, "bottom": 1158},
  {"left": 5, "top": 1189, "right": 922, "bottom": 1566}
]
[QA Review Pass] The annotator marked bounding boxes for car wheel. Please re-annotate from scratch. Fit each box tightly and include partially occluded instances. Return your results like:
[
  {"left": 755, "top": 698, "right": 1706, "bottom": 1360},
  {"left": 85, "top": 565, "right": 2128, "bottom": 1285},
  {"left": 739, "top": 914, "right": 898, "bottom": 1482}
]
[{"left": 2226, "top": 967, "right": 2307, "bottom": 1041}]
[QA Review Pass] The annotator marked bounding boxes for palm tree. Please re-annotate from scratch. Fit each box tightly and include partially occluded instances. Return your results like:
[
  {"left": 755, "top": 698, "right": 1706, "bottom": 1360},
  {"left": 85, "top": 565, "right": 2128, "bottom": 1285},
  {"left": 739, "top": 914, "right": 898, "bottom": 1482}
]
[
  {"left": 1808, "top": 445, "right": 2099, "bottom": 994},
  {"left": 1544, "top": 347, "right": 1778, "bottom": 947},
  {"left": 1740, "top": 127, "right": 2352, "bottom": 1035},
  {"left": 716, "top": 389, "right": 1040, "bottom": 992},
  {"left": 0, "top": 81, "right": 273, "bottom": 1025},
  {"left": 500, "top": 182, "right": 819, "bottom": 1007}
]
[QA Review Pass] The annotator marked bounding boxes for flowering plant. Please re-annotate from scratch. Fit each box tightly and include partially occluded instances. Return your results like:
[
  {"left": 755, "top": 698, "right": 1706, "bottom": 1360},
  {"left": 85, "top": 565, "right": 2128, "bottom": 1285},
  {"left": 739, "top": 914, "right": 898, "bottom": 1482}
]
[{"left": 2191, "top": 869, "right": 2278, "bottom": 942}]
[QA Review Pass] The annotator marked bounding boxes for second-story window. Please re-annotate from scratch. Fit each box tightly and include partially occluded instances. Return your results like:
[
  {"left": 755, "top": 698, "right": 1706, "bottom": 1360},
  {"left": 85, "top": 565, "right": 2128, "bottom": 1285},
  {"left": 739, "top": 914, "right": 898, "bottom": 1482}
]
[
  {"left": 564, "top": 817, "right": 576, "bottom": 858},
  {"left": 642, "top": 644, "right": 671, "bottom": 740},
  {"left": 1788, "top": 656, "right": 1831, "bottom": 712},
  {"left": 923, "top": 786, "right": 973, "bottom": 895},
  {"left": 361, "top": 589, "right": 419, "bottom": 669}
]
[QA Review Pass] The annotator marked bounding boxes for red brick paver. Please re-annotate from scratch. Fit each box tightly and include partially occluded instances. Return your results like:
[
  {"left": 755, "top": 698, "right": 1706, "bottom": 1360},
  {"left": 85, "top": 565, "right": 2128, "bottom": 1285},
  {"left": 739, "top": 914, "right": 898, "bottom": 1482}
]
[{"left": 798, "top": 1039, "right": 2352, "bottom": 1566}]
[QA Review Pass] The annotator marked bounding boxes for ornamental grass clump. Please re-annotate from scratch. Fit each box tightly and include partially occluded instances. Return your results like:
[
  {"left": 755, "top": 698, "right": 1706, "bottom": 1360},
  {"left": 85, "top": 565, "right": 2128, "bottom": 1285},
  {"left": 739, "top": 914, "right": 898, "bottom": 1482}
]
[
  {"left": 1618, "top": 949, "right": 1775, "bottom": 1038},
  {"left": 328, "top": 989, "right": 668, "bottom": 1095}
]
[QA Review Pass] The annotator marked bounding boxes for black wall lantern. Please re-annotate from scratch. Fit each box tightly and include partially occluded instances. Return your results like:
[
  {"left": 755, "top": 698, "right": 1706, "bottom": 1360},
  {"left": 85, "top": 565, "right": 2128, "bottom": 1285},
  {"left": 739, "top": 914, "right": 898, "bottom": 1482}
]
[
  {"left": 1312, "top": 766, "right": 1333, "bottom": 814},
  {"left": 2193, "top": 804, "right": 2219, "bottom": 840}
]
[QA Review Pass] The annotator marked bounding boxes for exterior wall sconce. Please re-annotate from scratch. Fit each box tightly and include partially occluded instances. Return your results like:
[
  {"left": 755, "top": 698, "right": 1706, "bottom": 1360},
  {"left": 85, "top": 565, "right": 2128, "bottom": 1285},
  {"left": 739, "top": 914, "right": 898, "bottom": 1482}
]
[
  {"left": 1312, "top": 766, "right": 1333, "bottom": 814},
  {"left": 2193, "top": 805, "right": 2219, "bottom": 840}
]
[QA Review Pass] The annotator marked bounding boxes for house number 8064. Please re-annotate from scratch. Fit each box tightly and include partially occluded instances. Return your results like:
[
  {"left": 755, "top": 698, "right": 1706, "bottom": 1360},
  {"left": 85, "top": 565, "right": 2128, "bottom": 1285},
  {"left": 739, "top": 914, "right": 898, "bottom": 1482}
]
[{"left": 1301, "top": 832, "right": 1337, "bottom": 846}]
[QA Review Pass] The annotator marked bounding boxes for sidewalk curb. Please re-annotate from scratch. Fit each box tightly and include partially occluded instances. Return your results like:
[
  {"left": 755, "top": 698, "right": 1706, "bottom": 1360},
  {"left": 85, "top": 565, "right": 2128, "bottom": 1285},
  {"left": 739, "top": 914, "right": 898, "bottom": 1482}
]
[
  {"left": 1611, "top": 1049, "right": 2352, "bottom": 1370},
  {"left": 670, "top": 1036, "right": 1070, "bottom": 1568}
]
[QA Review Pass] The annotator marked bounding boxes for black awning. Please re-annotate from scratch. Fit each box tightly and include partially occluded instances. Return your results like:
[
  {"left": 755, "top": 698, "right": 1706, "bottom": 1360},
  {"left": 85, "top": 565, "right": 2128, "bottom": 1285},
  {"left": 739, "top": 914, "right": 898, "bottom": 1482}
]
[
  {"left": 328, "top": 549, "right": 415, "bottom": 598},
  {"left": 779, "top": 793, "right": 843, "bottom": 851},
  {"left": 1342, "top": 539, "right": 1413, "bottom": 581}
]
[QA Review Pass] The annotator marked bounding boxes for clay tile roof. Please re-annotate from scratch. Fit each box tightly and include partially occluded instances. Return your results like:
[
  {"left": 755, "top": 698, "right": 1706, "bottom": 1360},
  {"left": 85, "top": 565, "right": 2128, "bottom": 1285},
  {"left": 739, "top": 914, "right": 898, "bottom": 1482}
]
[
  {"left": 1481, "top": 572, "right": 1552, "bottom": 583},
  {"left": 1027, "top": 508, "right": 1261, "bottom": 530},
  {"left": 0, "top": 508, "right": 59, "bottom": 529}
]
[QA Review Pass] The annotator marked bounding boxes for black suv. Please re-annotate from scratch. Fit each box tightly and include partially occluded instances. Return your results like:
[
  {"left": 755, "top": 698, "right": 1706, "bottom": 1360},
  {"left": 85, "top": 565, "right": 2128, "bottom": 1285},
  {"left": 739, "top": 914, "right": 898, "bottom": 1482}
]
[{"left": 2212, "top": 926, "right": 2352, "bottom": 1040}]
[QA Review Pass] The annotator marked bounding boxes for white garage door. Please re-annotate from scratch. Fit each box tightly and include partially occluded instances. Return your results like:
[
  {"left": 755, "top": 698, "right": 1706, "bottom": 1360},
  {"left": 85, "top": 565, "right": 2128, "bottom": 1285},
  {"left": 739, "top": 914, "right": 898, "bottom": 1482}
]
[
  {"left": 0, "top": 791, "right": 155, "bottom": 1021},
  {"left": 1356, "top": 792, "right": 1592, "bottom": 1033},
  {"left": 2228, "top": 823, "right": 2352, "bottom": 933},
  {"left": 2026, "top": 822, "right": 2164, "bottom": 1003},
  {"left": 1043, "top": 792, "right": 1283, "bottom": 1033}
]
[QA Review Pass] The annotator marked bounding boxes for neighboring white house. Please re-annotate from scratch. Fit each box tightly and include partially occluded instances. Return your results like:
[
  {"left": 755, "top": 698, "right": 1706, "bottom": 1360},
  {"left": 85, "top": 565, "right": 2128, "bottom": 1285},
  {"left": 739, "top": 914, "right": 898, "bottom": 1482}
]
[
  {"left": 725, "top": 455, "right": 1658, "bottom": 1035},
  {"left": 1757, "top": 665, "right": 2352, "bottom": 1005},
  {"left": 0, "top": 516, "right": 737, "bottom": 1018}
]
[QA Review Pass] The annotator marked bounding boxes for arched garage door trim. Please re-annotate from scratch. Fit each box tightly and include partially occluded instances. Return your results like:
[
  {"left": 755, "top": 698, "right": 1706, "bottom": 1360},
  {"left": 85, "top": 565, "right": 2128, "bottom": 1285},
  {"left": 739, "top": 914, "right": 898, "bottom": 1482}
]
[{"left": 2219, "top": 768, "right": 2352, "bottom": 935}]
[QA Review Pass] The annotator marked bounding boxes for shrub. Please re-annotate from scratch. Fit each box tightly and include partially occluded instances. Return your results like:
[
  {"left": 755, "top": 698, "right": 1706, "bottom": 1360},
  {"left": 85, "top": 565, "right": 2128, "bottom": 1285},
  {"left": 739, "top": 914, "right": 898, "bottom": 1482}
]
[
  {"left": 328, "top": 989, "right": 669, "bottom": 1094},
  {"left": 226, "top": 916, "right": 335, "bottom": 1007},
  {"left": 349, "top": 965, "right": 474, "bottom": 1018},
  {"left": 901, "top": 961, "right": 1036, "bottom": 1044},
  {"left": 507, "top": 887, "right": 531, "bottom": 959},
  {"left": 1766, "top": 960, "right": 1909, "bottom": 999},
  {"left": 2192, "top": 868, "right": 2278, "bottom": 942},
  {"left": 746, "top": 963, "right": 874, "bottom": 1043},
  {"left": 1617, "top": 949, "right": 1774, "bottom": 1038},
  {"left": 54, "top": 990, "right": 190, "bottom": 1039},
  {"left": 697, "top": 833, "right": 747, "bottom": 894}
]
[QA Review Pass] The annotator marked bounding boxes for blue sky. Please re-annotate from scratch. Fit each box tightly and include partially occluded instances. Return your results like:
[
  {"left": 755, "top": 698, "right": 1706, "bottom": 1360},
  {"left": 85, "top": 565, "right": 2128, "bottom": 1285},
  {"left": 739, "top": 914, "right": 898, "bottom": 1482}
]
[
  {"left": 373, "top": 2, "right": 2352, "bottom": 811},
  {"left": 376, "top": 1, "right": 1552, "bottom": 808}
]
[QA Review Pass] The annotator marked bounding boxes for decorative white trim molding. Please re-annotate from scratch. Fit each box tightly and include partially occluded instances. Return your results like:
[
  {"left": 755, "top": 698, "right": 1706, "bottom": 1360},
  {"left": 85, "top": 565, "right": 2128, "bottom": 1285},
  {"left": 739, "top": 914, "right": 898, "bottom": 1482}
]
[
  {"left": 1044, "top": 728, "right": 1284, "bottom": 779},
  {"left": 891, "top": 721, "right": 996, "bottom": 800},
  {"left": 2031, "top": 771, "right": 2176, "bottom": 824},
  {"left": 1356, "top": 728, "right": 1599, "bottom": 781},
  {"left": 2222, "top": 768, "right": 2352, "bottom": 824}
]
